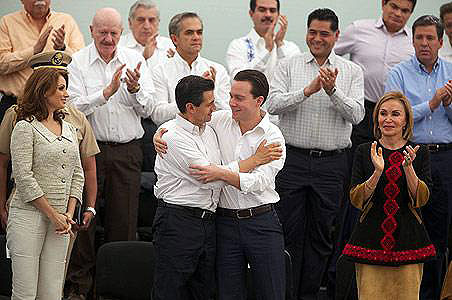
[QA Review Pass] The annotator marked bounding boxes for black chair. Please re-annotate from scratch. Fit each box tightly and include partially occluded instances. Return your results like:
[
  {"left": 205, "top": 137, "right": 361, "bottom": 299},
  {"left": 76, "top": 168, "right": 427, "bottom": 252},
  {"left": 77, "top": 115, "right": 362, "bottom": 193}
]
[
  {"left": 247, "top": 249, "right": 294, "bottom": 300},
  {"left": 0, "top": 234, "right": 12, "bottom": 299},
  {"left": 95, "top": 241, "right": 155, "bottom": 300}
]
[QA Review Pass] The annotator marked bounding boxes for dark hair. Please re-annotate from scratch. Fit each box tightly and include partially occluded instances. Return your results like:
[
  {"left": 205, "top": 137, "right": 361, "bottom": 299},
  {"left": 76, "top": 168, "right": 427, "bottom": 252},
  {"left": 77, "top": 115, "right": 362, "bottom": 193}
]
[
  {"left": 168, "top": 12, "right": 202, "bottom": 36},
  {"left": 175, "top": 75, "right": 215, "bottom": 113},
  {"left": 250, "top": 0, "right": 280, "bottom": 12},
  {"left": 233, "top": 70, "right": 269, "bottom": 105},
  {"left": 307, "top": 8, "right": 339, "bottom": 32},
  {"left": 412, "top": 15, "right": 444, "bottom": 40},
  {"left": 373, "top": 91, "right": 414, "bottom": 140},
  {"left": 16, "top": 68, "right": 67, "bottom": 122},
  {"left": 440, "top": 2, "right": 452, "bottom": 21},
  {"left": 383, "top": 0, "right": 417, "bottom": 13}
]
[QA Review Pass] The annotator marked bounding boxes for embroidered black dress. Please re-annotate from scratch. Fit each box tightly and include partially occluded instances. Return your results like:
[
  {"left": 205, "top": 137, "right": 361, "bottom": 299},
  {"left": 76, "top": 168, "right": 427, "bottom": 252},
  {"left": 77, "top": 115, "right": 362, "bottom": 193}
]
[{"left": 342, "top": 141, "right": 435, "bottom": 266}]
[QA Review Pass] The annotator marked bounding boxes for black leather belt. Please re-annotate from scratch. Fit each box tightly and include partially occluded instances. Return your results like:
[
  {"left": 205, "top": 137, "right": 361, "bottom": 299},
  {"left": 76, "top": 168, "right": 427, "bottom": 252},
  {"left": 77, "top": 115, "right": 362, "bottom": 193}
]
[
  {"left": 216, "top": 203, "right": 273, "bottom": 219},
  {"left": 157, "top": 199, "right": 215, "bottom": 220},
  {"left": 421, "top": 143, "right": 452, "bottom": 152},
  {"left": 97, "top": 139, "right": 140, "bottom": 146},
  {"left": 286, "top": 144, "right": 346, "bottom": 158}
]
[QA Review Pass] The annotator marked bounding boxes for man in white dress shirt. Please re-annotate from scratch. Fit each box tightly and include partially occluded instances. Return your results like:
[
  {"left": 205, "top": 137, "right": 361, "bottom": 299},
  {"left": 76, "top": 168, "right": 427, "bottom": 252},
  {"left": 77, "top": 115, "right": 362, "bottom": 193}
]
[
  {"left": 68, "top": 8, "right": 155, "bottom": 243},
  {"left": 225, "top": 0, "right": 300, "bottom": 82},
  {"left": 119, "top": 0, "right": 174, "bottom": 71},
  {"left": 152, "top": 75, "right": 222, "bottom": 300},
  {"left": 150, "top": 12, "right": 231, "bottom": 126}
]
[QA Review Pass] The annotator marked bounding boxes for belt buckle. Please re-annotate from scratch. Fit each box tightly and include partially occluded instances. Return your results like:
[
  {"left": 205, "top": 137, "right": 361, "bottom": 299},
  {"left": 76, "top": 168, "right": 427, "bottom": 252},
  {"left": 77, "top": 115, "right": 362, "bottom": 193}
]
[
  {"left": 237, "top": 208, "right": 253, "bottom": 219},
  {"left": 428, "top": 144, "right": 439, "bottom": 152},
  {"left": 309, "top": 150, "right": 322, "bottom": 157}
]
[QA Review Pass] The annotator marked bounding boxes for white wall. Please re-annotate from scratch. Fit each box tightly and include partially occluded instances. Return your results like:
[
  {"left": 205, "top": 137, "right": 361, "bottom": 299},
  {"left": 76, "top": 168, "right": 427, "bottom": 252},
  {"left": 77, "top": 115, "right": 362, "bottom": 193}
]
[{"left": 0, "top": 0, "right": 446, "bottom": 65}]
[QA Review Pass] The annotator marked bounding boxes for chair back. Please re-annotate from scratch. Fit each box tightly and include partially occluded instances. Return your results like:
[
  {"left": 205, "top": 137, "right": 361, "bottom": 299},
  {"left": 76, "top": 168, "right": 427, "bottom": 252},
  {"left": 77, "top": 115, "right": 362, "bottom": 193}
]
[{"left": 96, "top": 241, "right": 155, "bottom": 300}]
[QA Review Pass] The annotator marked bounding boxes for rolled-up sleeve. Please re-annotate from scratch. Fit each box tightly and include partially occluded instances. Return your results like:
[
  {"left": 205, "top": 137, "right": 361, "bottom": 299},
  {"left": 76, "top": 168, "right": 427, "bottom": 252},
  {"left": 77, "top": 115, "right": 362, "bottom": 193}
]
[{"left": 10, "top": 120, "right": 44, "bottom": 203}]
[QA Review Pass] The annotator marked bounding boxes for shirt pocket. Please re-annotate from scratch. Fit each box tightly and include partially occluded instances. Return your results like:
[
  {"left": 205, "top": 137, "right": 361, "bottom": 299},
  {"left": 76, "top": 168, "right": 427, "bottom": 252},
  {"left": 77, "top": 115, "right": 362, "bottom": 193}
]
[{"left": 85, "top": 80, "right": 104, "bottom": 95}]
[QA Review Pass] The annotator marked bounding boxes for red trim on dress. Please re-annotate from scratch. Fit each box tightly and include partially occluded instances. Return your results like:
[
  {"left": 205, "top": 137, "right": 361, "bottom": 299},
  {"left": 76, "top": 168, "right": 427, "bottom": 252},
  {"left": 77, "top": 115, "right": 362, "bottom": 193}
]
[{"left": 342, "top": 244, "right": 436, "bottom": 263}]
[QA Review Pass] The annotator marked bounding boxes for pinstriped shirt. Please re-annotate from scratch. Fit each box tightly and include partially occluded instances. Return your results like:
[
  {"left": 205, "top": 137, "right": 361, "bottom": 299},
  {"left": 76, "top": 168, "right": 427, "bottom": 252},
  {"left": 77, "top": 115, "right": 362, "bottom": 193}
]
[{"left": 267, "top": 51, "right": 365, "bottom": 151}]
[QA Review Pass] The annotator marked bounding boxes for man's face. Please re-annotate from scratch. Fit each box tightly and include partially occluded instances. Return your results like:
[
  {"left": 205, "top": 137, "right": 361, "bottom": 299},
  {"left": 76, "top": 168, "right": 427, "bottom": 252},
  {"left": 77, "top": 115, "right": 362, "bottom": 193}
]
[
  {"left": 129, "top": 6, "right": 160, "bottom": 46},
  {"left": 229, "top": 80, "right": 262, "bottom": 122},
  {"left": 21, "top": 0, "right": 50, "bottom": 19},
  {"left": 171, "top": 17, "right": 203, "bottom": 57},
  {"left": 413, "top": 25, "right": 443, "bottom": 66},
  {"left": 442, "top": 12, "right": 452, "bottom": 43},
  {"left": 90, "top": 20, "right": 123, "bottom": 61},
  {"left": 249, "top": 0, "right": 279, "bottom": 34},
  {"left": 306, "top": 19, "right": 338, "bottom": 61},
  {"left": 191, "top": 90, "right": 216, "bottom": 126},
  {"left": 381, "top": 0, "right": 413, "bottom": 33}
]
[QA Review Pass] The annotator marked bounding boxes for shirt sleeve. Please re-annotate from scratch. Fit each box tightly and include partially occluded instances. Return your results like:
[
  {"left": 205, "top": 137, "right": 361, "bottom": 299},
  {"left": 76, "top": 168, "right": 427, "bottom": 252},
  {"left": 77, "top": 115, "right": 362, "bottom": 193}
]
[
  {"left": 266, "top": 58, "right": 308, "bottom": 114},
  {"left": 78, "top": 113, "right": 100, "bottom": 158},
  {"left": 162, "top": 127, "right": 224, "bottom": 190},
  {"left": 334, "top": 22, "right": 356, "bottom": 56},
  {"left": 0, "top": 16, "right": 34, "bottom": 75},
  {"left": 63, "top": 14, "right": 85, "bottom": 54},
  {"left": 0, "top": 106, "right": 17, "bottom": 155},
  {"left": 329, "top": 65, "right": 365, "bottom": 125},
  {"left": 212, "top": 64, "right": 231, "bottom": 111},
  {"left": 128, "top": 58, "right": 156, "bottom": 118},
  {"left": 385, "top": 67, "right": 431, "bottom": 122},
  {"left": 67, "top": 58, "right": 108, "bottom": 116},
  {"left": 10, "top": 121, "right": 45, "bottom": 203},
  {"left": 68, "top": 125, "right": 85, "bottom": 203},
  {"left": 149, "top": 65, "right": 179, "bottom": 125},
  {"left": 238, "top": 131, "right": 286, "bottom": 194}
]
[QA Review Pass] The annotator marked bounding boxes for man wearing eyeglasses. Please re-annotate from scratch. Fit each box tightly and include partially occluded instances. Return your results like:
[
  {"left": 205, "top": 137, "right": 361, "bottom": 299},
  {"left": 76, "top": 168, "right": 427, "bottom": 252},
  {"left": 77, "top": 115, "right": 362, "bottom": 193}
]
[
  {"left": 385, "top": 15, "right": 452, "bottom": 300},
  {"left": 266, "top": 8, "right": 364, "bottom": 299}
]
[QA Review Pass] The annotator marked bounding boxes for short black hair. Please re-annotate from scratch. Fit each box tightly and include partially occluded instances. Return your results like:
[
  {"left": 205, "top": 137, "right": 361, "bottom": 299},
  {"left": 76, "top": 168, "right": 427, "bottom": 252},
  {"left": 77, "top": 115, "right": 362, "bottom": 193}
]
[
  {"left": 440, "top": 2, "right": 452, "bottom": 21},
  {"left": 307, "top": 8, "right": 339, "bottom": 32},
  {"left": 175, "top": 75, "right": 215, "bottom": 113},
  {"left": 233, "top": 69, "right": 269, "bottom": 105},
  {"left": 412, "top": 15, "right": 444, "bottom": 40},
  {"left": 250, "top": 0, "right": 280, "bottom": 12},
  {"left": 383, "top": 0, "right": 417, "bottom": 13}
]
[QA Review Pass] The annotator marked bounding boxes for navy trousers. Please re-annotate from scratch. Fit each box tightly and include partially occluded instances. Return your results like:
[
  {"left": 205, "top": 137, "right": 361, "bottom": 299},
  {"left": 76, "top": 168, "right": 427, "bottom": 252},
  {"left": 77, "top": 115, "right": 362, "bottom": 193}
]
[
  {"left": 216, "top": 208, "right": 285, "bottom": 300},
  {"left": 275, "top": 146, "right": 347, "bottom": 300},
  {"left": 152, "top": 205, "right": 216, "bottom": 300}
]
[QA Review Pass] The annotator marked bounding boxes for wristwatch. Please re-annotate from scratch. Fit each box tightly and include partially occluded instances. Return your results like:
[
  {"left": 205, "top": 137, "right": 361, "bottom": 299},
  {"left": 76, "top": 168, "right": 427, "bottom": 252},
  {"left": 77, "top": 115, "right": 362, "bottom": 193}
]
[
  {"left": 327, "top": 86, "right": 337, "bottom": 96},
  {"left": 85, "top": 206, "right": 96, "bottom": 216}
]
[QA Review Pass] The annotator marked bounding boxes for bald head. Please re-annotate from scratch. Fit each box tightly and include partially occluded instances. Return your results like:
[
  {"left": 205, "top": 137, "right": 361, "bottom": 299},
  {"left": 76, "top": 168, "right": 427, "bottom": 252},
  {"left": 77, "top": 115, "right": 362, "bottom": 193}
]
[
  {"left": 90, "top": 8, "right": 123, "bottom": 63},
  {"left": 92, "top": 7, "right": 123, "bottom": 29}
]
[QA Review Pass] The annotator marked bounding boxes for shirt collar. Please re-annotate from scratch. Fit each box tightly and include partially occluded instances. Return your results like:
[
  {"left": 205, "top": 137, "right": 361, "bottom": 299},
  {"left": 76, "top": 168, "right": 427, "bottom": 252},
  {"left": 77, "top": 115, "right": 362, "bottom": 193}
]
[
  {"left": 30, "top": 118, "right": 75, "bottom": 143},
  {"left": 413, "top": 55, "right": 441, "bottom": 74},
  {"left": 304, "top": 50, "right": 337, "bottom": 66},
  {"left": 376, "top": 17, "right": 410, "bottom": 36},
  {"left": 88, "top": 42, "right": 124, "bottom": 66},
  {"left": 173, "top": 51, "right": 202, "bottom": 68},
  {"left": 175, "top": 114, "right": 205, "bottom": 136},
  {"left": 247, "top": 28, "right": 262, "bottom": 45},
  {"left": 22, "top": 8, "right": 52, "bottom": 23},
  {"left": 235, "top": 110, "right": 271, "bottom": 136}
]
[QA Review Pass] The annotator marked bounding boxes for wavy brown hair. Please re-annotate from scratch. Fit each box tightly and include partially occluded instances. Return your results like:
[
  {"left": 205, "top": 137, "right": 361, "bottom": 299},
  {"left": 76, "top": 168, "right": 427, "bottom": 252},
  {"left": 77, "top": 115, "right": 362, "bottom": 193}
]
[
  {"left": 373, "top": 91, "right": 414, "bottom": 141},
  {"left": 16, "top": 68, "right": 68, "bottom": 122}
]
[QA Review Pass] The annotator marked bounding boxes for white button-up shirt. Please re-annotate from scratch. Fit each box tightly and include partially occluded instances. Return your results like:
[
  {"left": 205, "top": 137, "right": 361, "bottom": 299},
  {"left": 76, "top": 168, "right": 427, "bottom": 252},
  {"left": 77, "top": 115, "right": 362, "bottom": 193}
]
[
  {"left": 209, "top": 110, "right": 286, "bottom": 209},
  {"left": 440, "top": 38, "right": 452, "bottom": 62},
  {"left": 150, "top": 52, "right": 231, "bottom": 125},
  {"left": 118, "top": 32, "right": 174, "bottom": 71},
  {"left": 68, "top": 42, "right": 155, "bottom": 143},
  {"left": 154, "top": 114, "right": 223, "bottom": 211},
  {"left": 267, "top": 51, "right": 365, "bottom": 151},
  {"left": 226, "top": 28, "right": 300, "bottom": 81},
  {"left": 334, "top": 18, "right": 414, "bottom": 103}
]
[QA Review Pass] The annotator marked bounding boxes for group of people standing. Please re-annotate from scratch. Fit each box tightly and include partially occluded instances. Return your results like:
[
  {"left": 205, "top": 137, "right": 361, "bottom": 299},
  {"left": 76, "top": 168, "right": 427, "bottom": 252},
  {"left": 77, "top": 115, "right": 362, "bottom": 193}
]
[{"left": 0, "top": 0, "right": 452, "bottom": 299}]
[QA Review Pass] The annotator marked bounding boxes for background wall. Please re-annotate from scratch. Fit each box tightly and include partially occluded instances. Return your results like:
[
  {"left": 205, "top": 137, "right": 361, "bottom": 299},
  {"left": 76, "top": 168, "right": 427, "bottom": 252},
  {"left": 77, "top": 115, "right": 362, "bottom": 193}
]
[{"left": 1, "top": 0, "right": 447, "bottom": 65}]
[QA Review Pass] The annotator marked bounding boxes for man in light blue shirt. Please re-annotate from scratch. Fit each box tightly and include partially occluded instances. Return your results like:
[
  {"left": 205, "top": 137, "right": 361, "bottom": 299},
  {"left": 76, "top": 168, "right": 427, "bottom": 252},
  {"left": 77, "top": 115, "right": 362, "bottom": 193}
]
[{"left": 385, "top": 15, "right": 452, "bottom": 300}]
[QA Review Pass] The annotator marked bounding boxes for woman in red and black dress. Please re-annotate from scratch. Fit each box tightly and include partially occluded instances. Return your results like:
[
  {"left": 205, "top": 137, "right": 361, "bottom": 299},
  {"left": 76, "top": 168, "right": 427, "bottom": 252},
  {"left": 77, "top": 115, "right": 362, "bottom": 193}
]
[{"left": 342, "top": 92, "right": 435, "bottom": 299}]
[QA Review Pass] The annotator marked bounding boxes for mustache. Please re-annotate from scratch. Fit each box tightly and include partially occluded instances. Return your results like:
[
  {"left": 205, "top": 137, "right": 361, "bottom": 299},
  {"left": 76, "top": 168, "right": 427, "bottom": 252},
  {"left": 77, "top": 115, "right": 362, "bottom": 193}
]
[{"left": 261, "top": 17, "right": 273, "bottom": 22}]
